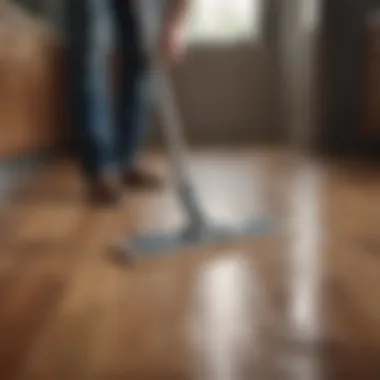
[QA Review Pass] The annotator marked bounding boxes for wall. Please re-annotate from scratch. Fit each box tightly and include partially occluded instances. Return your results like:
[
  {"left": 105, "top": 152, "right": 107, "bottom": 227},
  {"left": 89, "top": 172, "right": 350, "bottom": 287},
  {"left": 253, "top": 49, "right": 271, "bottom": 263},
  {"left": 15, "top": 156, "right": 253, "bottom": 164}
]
[
  {"left": 319, "top": 0, "right": 380, "bottom": 154},
  {"left": 319, "top": 0, "right": 366, "bottom": 152},
  {"left": 172, "top": 0, "right": 323, "bottom": 147},
  {"left": 157, "top": 0, "right": 322, "bottom": 148},
  {"left": 155, "top": 43, "right": 275, "bottom": 144}
]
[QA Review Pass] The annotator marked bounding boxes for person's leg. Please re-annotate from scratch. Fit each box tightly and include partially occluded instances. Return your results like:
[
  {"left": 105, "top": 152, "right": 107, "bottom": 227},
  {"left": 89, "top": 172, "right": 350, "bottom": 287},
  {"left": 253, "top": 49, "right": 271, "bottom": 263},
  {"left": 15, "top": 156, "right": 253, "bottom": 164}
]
[
  {"left": 65, "top": 0, "right": 120, "bottom": 201},
  {"left": 111, "top": 0, "right": 161, "bottom": 188}
]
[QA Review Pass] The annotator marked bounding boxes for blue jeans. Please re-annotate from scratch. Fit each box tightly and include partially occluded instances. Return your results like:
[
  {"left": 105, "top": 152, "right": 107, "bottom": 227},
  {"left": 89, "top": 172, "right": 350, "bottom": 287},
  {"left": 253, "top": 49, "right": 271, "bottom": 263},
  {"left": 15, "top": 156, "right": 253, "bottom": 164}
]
[{"left": 65, "top": 0, "right": 151, "bottom": 179}]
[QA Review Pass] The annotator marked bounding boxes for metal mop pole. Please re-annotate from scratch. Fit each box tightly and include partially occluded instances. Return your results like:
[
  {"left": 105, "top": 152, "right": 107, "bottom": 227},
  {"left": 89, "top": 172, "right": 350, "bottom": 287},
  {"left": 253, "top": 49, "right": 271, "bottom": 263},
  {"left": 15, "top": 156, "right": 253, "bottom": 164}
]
[
  {"left": 136, "top": 0, "right": 210, "bottom": 232},
  {"left": 152, "top": 64, "right": 209, "bottom": 232},
  {"left": 112, "top": 2, "right": 213, "bottom": 259}
]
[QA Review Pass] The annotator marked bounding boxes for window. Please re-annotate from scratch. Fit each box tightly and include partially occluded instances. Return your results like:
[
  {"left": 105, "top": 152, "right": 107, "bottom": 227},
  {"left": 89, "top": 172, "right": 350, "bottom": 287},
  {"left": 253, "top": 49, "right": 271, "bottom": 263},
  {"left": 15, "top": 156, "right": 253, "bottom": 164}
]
[{"left": 185, "top": 0, "right": 263, "bottom": 44}]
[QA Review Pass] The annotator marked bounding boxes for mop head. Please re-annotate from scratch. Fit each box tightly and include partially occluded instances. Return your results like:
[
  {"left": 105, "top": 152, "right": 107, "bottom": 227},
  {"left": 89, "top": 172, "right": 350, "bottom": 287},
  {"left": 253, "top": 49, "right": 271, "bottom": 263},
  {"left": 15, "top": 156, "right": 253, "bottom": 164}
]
[{"left": 113, "top": 215, "right": 275, "bottom": 263}]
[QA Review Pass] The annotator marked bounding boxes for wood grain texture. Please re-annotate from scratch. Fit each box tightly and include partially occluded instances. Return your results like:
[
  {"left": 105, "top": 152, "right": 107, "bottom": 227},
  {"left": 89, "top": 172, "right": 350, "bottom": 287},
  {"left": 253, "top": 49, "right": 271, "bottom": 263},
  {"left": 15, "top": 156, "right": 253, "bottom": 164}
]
[{"left": 0, "top": 149, "right": 379, "bottom": 379}]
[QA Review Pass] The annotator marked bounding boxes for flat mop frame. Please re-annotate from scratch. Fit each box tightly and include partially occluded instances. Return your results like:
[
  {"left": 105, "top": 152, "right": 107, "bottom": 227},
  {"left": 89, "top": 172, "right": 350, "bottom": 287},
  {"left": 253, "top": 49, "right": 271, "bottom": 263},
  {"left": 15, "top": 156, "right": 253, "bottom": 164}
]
[{"left": 116, "top": 2, "right": 274, "bottom": 261}]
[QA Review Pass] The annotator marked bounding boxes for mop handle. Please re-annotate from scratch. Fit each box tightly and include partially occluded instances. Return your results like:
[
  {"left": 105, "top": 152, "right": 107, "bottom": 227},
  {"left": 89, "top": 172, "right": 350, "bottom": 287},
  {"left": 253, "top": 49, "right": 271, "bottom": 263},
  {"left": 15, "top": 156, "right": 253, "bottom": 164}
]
[
  {"left": 153, "top": 67, "right": 192, "bottom": 181},
  {"left": 136, "top": 1, "right": 207, "bottom": 226},
  {"left": 136, "top": 1, "right": 191, "bottom": 176}
]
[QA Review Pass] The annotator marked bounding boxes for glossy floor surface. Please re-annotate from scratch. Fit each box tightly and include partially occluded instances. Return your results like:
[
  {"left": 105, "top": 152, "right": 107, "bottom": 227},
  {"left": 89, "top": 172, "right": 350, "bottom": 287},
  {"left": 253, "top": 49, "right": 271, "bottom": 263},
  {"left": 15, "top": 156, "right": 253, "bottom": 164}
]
[{"left": 0, "top": 149, "right": 379, "bottom": 380}]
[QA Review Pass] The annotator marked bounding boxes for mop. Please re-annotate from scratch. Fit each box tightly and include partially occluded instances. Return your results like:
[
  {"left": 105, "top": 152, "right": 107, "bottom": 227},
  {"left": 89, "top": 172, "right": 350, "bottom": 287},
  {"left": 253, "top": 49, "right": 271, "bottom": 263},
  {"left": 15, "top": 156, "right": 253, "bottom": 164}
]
[{"left": 115, "top": 1, "right": 275, "bottom": 261}]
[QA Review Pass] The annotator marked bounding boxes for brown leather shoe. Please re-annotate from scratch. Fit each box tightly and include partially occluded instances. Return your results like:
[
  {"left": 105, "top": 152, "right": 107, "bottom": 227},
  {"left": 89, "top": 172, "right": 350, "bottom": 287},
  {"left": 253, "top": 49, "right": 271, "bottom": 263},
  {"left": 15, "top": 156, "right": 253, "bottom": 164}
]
[
  {"left": 123, "top": 167, "right": 163, "bottom": 190},
  {"left": 87, "top": 174, "right": 122, "bottom": 207}
]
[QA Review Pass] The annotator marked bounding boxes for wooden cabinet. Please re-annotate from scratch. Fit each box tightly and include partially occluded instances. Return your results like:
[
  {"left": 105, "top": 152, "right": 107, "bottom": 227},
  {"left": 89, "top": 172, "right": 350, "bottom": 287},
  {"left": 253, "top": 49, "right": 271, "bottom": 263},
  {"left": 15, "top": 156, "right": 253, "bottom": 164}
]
[{"left": 0, "top": 4, "right": 66, "bottom": 158}]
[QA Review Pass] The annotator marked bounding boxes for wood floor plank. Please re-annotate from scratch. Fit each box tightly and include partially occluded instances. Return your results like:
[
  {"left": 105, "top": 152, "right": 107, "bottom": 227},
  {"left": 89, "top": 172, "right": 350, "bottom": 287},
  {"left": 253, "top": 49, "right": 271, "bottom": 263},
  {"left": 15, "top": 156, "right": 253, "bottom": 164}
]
[{"left": 0, "top": 150, "right": 378, "bottom": 380}]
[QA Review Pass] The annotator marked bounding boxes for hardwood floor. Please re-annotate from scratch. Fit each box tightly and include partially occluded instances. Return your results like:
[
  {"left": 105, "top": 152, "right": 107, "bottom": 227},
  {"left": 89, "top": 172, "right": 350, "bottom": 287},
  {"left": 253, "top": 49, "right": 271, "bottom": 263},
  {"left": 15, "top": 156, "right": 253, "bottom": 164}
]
[{"left": 0, "top": 149, "right": 379, "bottom": 380}]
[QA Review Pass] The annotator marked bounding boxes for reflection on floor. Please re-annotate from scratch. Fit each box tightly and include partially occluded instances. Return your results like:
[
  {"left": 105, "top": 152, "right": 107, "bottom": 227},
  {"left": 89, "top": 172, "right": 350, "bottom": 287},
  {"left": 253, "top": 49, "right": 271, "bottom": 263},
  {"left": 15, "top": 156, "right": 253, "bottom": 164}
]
[{"left": 0, "top": 148, "right": 379, "bottom": 380}]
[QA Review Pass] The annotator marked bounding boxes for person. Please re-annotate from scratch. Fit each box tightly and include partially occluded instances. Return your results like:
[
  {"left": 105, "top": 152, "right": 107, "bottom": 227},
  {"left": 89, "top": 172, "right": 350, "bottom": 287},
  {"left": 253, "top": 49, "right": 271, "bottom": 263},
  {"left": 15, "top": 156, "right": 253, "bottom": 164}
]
[{"left": 65, "top": 0, "right": 189, "bottom": 205}]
